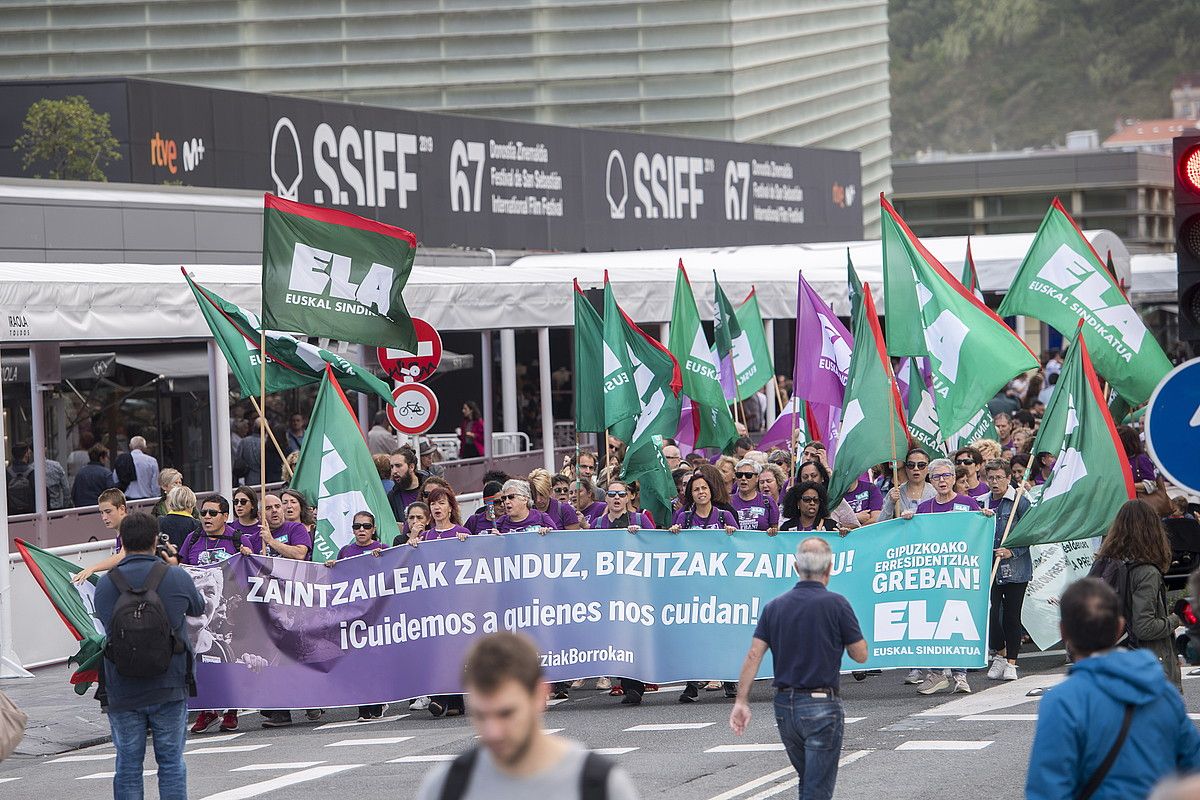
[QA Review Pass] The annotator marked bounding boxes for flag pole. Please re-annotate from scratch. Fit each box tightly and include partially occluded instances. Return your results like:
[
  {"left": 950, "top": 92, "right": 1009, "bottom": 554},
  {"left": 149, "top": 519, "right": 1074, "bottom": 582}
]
[
  {"left": 604, "top": 427, "right": 612, "bottom": 482},
  {"left": 989, "top": 481, "right": 1029, "bottom": 586},
  {"left": 789, "top": 399, "right": 798, "bottom": 479},
  {"left": 248, "top": 396, "right": 293, "bottom": 480},
  {"left": 259, "top": 327, "right": 269, "bottom": 551}
]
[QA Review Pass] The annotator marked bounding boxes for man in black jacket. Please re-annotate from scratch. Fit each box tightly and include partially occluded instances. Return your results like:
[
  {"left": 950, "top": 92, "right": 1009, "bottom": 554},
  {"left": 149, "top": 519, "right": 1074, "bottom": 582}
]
[
  {"left": 72, "top": 443, "right": 116, "bottom": 508},
  {"left": 94, "top": 512, "right": 203, "bottom": 800}
]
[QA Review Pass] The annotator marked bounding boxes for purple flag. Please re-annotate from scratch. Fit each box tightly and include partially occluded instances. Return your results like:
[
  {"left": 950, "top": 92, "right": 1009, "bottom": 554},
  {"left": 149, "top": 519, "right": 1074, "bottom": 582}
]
[
  {"left": 760, "top": 397, "right": 805, "bottom": 450},
  {"left": 793, "top": 274, "right": 853, "bottom": 409}
]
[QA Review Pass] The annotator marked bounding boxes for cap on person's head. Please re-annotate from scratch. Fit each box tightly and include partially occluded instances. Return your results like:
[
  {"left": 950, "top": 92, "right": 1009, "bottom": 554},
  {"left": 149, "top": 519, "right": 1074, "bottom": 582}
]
[{"left": 463, "top": 631, "right": 543, "bottom": 694}]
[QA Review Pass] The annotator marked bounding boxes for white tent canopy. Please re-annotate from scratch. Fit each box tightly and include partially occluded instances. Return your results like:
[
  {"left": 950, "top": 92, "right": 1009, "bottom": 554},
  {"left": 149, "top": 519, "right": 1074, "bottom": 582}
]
[{"left": 0, "top": 229, "right": 1130, "bottom": 343}]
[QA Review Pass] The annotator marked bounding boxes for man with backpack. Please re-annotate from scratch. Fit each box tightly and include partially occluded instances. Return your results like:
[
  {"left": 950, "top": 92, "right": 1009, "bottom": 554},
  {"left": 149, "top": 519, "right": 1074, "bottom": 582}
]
[
  {"left": 6, "top": 442, "right": 36, "bottom": 515},
  {"left": 415, "top": 632, "right": 640, "bottom": 800},
  {"left": 1026, "top": 578, "right": 1200, "bottom": 800},
  {"left": 94, "top": 512, "right": 204, "bottom": 800}
]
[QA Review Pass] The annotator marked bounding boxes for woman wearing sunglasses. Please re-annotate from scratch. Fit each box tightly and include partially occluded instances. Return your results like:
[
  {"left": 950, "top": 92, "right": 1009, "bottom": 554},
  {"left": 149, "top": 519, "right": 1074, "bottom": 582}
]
[
  {"left": 730, "top": 459, "right": 779, "bottom": 533},
  {"left": 590, "top": 480, "right": 652, "bottom": 532},
  {"left": 779, "top": 481, "right": 840, "bottom": 532},
  {"left": 490, "top": 480, "right": 553, "bottom": 535},
  {"left": 880, "top": 446, "right": 936, "bottom": 521},
  {"left": 528, "top": 468, "right": 581, "bottom": 530},
  {"left": 228, "top": 486, "right": 261, "bottom": 542}
]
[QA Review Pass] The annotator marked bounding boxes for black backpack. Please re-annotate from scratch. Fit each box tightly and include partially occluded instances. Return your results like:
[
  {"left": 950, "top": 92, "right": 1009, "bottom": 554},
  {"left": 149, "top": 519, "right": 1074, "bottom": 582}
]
[
  {"left": 104, "top": 562, "right": 183, "bottom": 677},
  {"left": 440, "top": 748, "right": 612, "bottom": 800},
  {"left": 1088, "top": 557, "right": 1151, "bottom": 648},
  {"left": 6, "top": 465, "right": 34, "bottom": 515}
]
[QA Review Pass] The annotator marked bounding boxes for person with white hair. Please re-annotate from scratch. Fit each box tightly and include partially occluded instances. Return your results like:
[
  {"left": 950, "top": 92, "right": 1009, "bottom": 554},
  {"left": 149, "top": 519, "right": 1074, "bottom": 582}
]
[
  {"left": 125, "top": 435, "right": 160, "bottom": 500},
  {"left": 730, "top": 459, "right": 780, "bottom": 532},
  {"left": 489, "top": 479, "right": 554, "bottom": 535},
  {"left": 729, "top": 537, "right": 867, "bottom": 800}
]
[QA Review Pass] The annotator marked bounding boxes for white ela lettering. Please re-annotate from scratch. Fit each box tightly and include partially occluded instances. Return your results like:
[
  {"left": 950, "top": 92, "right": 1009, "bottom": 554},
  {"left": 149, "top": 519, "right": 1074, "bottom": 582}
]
[
  {"left": 287, "top": 242, "right": 394, "bottom": 316},
  {"left": 873, "top": 599, "right": 980, "bottom": 642},
  {"left": 1035, "top": 244, "right": 1148, "bottom": 354}
]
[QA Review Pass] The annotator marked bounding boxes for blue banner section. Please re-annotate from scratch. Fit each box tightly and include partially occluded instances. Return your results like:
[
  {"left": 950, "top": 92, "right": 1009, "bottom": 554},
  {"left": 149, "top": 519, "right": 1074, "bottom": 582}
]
[{"left": 186, "top": 514, "right": 994, "bottom": 710}]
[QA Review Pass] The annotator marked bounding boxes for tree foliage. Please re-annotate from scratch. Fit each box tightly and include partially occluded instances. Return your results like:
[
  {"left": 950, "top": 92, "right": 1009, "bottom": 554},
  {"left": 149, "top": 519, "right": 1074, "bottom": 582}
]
[
  {"left": 890, "top": 0, "right": 1200, "bottom": 156},
  {"left": 14, "top": 95, "right": 120, "bottom": 181}
]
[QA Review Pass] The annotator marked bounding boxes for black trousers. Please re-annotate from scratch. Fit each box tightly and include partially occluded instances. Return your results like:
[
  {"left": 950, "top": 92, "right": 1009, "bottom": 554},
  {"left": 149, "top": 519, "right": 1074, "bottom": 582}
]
[{"left": 989, "top": 582, "right": 1028, "bottom": 659}]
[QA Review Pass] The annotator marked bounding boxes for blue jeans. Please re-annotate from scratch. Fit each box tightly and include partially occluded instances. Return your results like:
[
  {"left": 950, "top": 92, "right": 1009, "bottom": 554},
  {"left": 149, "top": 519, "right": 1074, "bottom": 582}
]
[
  {"left": 108, "top": 699, "right": 189, "bottom": 800},
  {"left": 773, "top": 691, "right": 844, "bottom": 800}
]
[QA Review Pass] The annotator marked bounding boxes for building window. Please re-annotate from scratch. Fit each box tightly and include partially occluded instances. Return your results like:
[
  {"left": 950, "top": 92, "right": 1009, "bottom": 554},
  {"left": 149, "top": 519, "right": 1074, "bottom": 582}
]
[
  {"left": 893, "top": 198, "right": 971, "bottom": 221},
  {"left": 1082, "top": 189, "right": 1133, "bottom": 211},
  {"left": 983, "top": 194, "right": 1058, "bottom": 218}
]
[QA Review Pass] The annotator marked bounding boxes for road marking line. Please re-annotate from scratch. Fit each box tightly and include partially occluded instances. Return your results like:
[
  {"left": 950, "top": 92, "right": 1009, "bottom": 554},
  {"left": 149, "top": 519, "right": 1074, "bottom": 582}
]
[
  {"left": 591, "top": 747, "right": 639, "bottom": 755},
  {"left": 915, "top": 674, "right": 1063, "bottom": 717},
  {"left": 47, "top": 753, "right": 116, "bottom": 763},
  {"left": 706, "top": 743, "right": 786, "bottom": 753},
  {"left": 840, "top": 749, "right": 872, "bottom": 767},
  {"left": 896, "top": 740, "right": 993, "bottom": 751},
  {"left": 845, "top": 717, "right": 865, "bottom": 724},
  {"left": 1190, "top": 714, "right": 1200, "bottom": 720},
  {"left": 78, "top": 770, "right": 156, "bottom": 780},
  {"left": 387, "top": 754, "right": 457, "bottom": 763},
  {"left": 960, "top": 713, "right": 1039, "bottom": 721},
  {"left": 198, "top": 764, "right": 361, "bottom": 799},
  {"left": 547, "top": 698, "right": 569, "bottom": 706},
  {"left": 191, "top": 733, "right": 247, "bottom": 744},
  {"left": 187, "top": 744, "right": 272, "bottom": 755},
  {"left": 624, "top": 722, "right": 715, "bottom": 732},
  {"left": 231, "top": 762, "right": 325, "bottom": 772},
  {"left": 0, "top": 777, "right": 22, "bottom": 783},
  {"left": 325, "top": 736, "right": 413, "bottom": 748},
  {"left": 315, "top": 714, "right": 408, "bottom": 731},
  {"left": 705, "top": 766, "right": 795, "bottom": 800},
  {"left": 476, "top": 729, "right": 562, "bottom": 739}
]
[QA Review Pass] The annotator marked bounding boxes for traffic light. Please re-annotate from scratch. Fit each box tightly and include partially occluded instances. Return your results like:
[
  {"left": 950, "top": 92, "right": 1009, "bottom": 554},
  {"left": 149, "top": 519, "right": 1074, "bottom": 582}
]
[{"left": 1176, "top": 134, "right": 1200, "bottom": 345}]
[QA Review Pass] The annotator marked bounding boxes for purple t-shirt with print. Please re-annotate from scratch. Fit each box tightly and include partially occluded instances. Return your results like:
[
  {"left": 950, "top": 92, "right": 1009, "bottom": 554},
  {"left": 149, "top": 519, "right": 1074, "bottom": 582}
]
[
  {"left": 423, "top": 525, "right": 471, "bottom": 541},
  {"left": 843, "top": 480, "right": 883, "bottom": 514},
  {"left": 541, "top": 498, "right": 580, "bottom": 529},
  {"left": 179, "top": 526, "right": 242, "bottom": 566},
  {"left": 241, "top": 520, "right": 314, "bottom": 559},
  {"left": 916, "top": 494, "right": 981, "bottom": 514},
  {"left": 729, "top": 492, "right": 780, "bottom": 531},
  {"left": 672, "top": 507, "right": 738, "bottom": 529},
  {"left": 337, "top": 540, "right": 384, "bottom": 559},
  {"left": 494, "top": 509, "right": 556, "bottom": 534},
  {"left": 964, "top": 481, "right": 991, "bottom": 503}
]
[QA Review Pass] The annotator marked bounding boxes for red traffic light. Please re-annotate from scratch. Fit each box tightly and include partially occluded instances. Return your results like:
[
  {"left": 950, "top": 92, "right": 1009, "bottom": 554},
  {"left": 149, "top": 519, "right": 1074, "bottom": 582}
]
[{"left": 1181, "top": 144, "right": 1200, "bottom": 193}]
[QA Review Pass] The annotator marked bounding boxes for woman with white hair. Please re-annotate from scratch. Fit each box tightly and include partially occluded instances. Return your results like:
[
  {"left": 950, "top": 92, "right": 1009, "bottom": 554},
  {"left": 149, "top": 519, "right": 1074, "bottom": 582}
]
[
  {"left": 490, "top": 479, "right": 554, "bottom": 534},
  {"left": 729, "top": 459, "right": 780, "bottom": 532}
]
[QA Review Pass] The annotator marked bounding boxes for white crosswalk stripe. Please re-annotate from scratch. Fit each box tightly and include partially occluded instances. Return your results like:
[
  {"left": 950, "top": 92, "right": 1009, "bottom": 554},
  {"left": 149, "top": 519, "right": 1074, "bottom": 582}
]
[
  {"left": 197, "top": 764, "right": 362, "bottom": 799},
  {"left": 591, "top": 747, "right": 639, "bottom": 755},
  {"left": 388, "top": 754, "right": 457, "bottom": 763},
  {"left": 705, "top": 743, "right": 785, "bottom": 753},
  {"left": 960, "top": 713, "right": 1038, "bottom": 721},
  {"left": 324, "top": 735, "right": 413, "bottom": 748},
  {"left": 230, "top": 762, "right": 326, "bottom": 772},
  {"left": 187, "top": 744, "right": 272, "bottom": 756},
  {"left": 625, "top": 722, "right": 715, "bottom": 732},
  {"left": 315, "top": 714, "right": 409, "bottom": 731},
  {"left": 78, "top": 770, "right": 156, "bottom": 781},
  {"left": 46, "top": 753, "right": 115, "bottom": 764},
  {"left": 896, "top": 740, "right": 993, "bottom": 750}
]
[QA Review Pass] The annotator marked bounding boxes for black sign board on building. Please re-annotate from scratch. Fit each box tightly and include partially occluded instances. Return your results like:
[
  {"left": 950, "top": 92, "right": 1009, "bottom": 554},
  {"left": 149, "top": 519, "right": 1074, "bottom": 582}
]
[{"left": 0, "top": 78, "right": 863, "bottom": 249}]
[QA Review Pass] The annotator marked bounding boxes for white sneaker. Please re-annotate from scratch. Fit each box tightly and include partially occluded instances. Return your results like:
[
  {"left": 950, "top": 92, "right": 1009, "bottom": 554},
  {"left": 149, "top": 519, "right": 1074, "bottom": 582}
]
[
  {"left": 569, "top": 679, "right": 586, "bottom": 689},
  {"left": 987, "top": 654, "right": 1007, "bottom": 680},
  {"left": 904, "top": 669, "right": 924, "bottom": 685},
  {"left": 953, "top": 674, "right": 972, "bottom": 694},
  {"left": 1001, "top": 663, "right": 1019, "bottom": 681},
  {"left": 595, "top": 677, "right": 612, "bottom": 690},
  {"left": 409, "top": 696, "right": 430, "bottom": 710},
  {"left": 917, "top": 674, "right": 950, "bottom": 695}
]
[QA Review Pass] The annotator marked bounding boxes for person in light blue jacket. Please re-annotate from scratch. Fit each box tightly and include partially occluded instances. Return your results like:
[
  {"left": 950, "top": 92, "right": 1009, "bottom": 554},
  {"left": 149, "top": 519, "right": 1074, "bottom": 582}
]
[
  {"left": 984, "top": 459, "right": 1032, "bottom": 681},
  {"left": 1026, "top": 578, "right": 1200, "bottom": 800}
]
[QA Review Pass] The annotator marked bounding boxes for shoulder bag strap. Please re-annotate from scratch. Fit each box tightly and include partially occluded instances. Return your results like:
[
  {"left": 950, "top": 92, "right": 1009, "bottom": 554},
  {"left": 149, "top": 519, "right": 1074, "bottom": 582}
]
[
  {"left": 580, "top": 751, "right": 613, "bottom": 800},
  {"left": 1076, "top": 704, "right": 1135, "bottom": 800},
  {"left": 107, "top": 566, "right": 131, "bottom": 593},
  {"left": 439, "top": 748, "right": 480, "bottom": 800},
  {"left": 143, "top": 560, "right": 169, "bottom": 593}
]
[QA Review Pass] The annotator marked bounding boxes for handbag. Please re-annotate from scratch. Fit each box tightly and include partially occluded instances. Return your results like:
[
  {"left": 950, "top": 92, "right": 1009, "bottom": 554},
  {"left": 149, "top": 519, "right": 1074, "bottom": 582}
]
[
  {"left": 0, "top": 689, "right": 28, "bottom": 762},
  {"left": 1076, "top": 704, "right": 1134, "bottom": 800}
]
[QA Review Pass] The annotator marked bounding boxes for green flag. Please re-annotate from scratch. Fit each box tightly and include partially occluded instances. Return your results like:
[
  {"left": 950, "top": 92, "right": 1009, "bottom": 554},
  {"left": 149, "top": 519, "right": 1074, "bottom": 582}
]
[
  {"left": 667, "top": 262, "right": 737, "bottom": 451},
  {"left": 712, "top": 275, "right": 743, "bottom": 402},
  {"left": 602, "top": 278, "right": 640, "bottom": 436},
  {"left": 185, "top": 269, "right": 394, "bottom": 404},
  {"left": 622, "top": 433, "right": 676, "bottom": 532},
  {"left": 15, "top": 538, "right": 106, "bottom": 693},
  {"left": 903, "top": 358, "right": 944, "bottom": 457},
  {"left": 882, "top": 197, "right": 1039, "bottom": 434},
  {"left": 290, "top": 368, "right": 400, "bottom": 562},
  {"left": 997, "top": 198, "right": 1171, "bottom": 404},
  {"left": 847, "top": 249, "right": 865, "bottom": 329},
  {"left": 261, "top": 194, "right": 416, "bottom": 350},
  {"left": 880, "top": 193, "right": 927, "bottom": 357},
  {"left": 828, "top": 284, "right": 909, "bottom": 503},
  {"left": 610, "top": 291, "right": 684, "bottom": 447},
  {"left": 961, "top": 237, "right": 984, "bottom": 301},
  {"left": 1004, "top": 332, "right": 1135, "bottom": 547},
  {"left": 734, "top": 287, "right": 774, "bottom": 401},
  {"left": 573, "top": 279, "right": 606, "bottom": 434},
  {"left": 946, "top": 408, "right": 1000, "bottom": 452}
]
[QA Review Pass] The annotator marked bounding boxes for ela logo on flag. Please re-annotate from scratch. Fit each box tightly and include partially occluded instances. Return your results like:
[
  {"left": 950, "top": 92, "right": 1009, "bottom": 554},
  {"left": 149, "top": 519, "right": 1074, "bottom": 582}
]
[
  {"left": 1033, "top": 243, "right": 1148, "bottom": 358},
  {"left": 287, "top": 242, "right": 395, "bottom": 316}
]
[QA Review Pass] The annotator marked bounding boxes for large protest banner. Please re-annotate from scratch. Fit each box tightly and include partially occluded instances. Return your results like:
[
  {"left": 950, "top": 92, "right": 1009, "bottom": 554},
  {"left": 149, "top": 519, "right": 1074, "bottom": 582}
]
[
  {"left": 1021, "top": 539, "right": 1100, "bottom": 651},
  {"left": 25, "top": 519, "right": 991, "bottom": 710}
]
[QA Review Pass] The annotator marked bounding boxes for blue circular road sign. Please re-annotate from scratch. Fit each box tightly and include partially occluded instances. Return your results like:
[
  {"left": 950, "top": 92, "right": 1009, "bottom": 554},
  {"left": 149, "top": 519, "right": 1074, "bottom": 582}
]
[{"left": 1146, "top": 358, "right": 1200, "bottom": 495}]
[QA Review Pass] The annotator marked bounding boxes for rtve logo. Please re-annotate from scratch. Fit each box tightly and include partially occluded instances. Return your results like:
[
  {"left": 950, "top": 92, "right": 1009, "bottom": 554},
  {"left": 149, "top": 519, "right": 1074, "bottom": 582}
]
[{"left": 149, "top": 132, "right": 204, "bottom": 174}]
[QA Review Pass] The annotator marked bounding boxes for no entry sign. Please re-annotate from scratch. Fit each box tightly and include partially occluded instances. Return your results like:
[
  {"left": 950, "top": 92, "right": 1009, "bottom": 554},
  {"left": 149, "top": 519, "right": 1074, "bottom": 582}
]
[
  {"left": 388, "top": 383, "right": 439, "bottom": 435},
  {"left": 377, "top": 318, "right": 442, "bottom": 382}
]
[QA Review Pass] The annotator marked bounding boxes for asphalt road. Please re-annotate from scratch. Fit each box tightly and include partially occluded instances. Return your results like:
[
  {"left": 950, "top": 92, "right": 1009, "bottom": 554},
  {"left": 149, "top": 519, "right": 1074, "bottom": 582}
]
[{"left": 2, "top": 650, "right": 1197, "bottom": 799}]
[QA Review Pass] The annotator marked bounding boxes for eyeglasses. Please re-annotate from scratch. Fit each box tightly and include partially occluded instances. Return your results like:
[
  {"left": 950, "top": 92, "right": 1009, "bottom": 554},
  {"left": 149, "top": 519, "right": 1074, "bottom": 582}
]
[
  {"left": 553, "top": 486, "right": 570, "bottom": 495},
  {"left": 233, "top": 498, "right": 250, "bottom": 505},
  {"left": 929, "top": 472, "right": 954, "bottom": 481},
  {"left": 905, "top": 461, "right": 929, "bottom": 469},
  {"left": 735, "top": 472, "right": 757, "bottom": 479},
  {"left": 199, "top": 509, "right": 223, "bottom": 517},
  {"left": 954, "top": 458, "right": 975, "bottom": 466},
  {"left": 664, "top": 455, "right": 681, "bottom": 461},
  {"left": 800, "top": 496, "right": 820, "bottom": 503},
  {"left": 351, "top": 522, "right": 375, "bottom": 530},
  {"left": 606, "top": 490, "right": 628, "bottom": 498},
  {"left": 500, "top": 494, "right": 520, "bottom": 502}
]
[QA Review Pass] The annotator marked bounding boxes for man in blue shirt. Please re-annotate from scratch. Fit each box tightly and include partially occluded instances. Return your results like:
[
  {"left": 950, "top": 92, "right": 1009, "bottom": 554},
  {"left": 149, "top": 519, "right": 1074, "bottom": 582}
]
[
  {"left": 729, "top": 537, "right": 867, "bottom": 800},
  {"left": 94, "top": 512, "right": 203, "bottom": 800}
]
